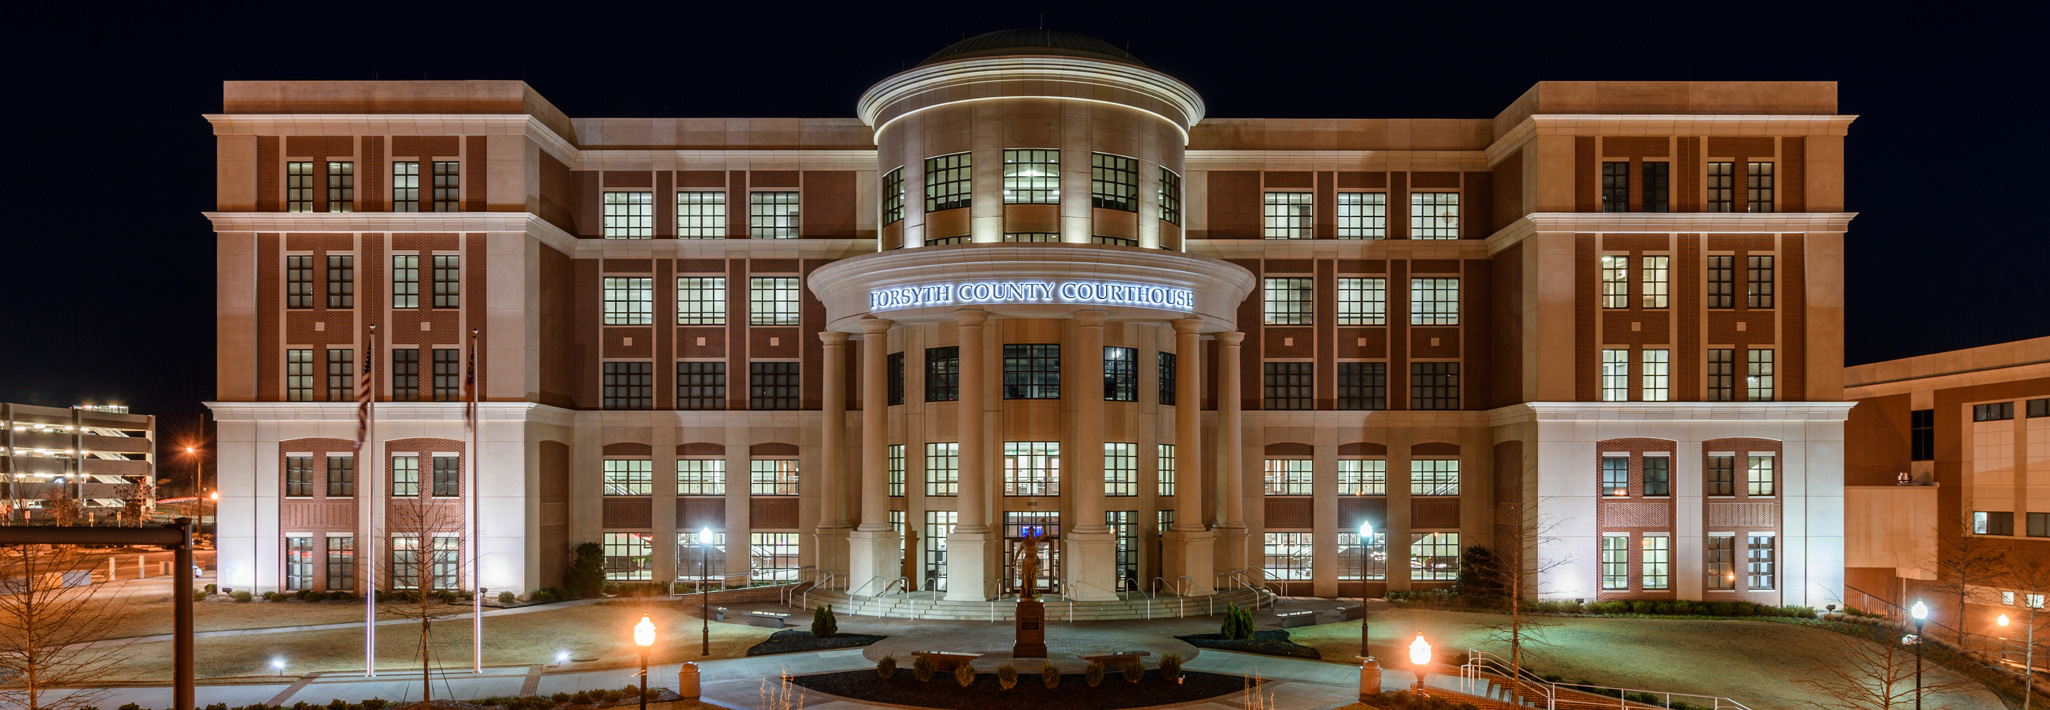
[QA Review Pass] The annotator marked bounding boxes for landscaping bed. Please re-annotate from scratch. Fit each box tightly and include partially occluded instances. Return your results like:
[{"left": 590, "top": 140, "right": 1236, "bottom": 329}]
[
  {"left": 745, "top": 629, "right": 886, "bottom": 656},
  {"left": 790, "top": 669, "right": 1255, "bottom": 710},
  {"left": 1173, "top": 629, "right": 1320, "bottom": 659}
]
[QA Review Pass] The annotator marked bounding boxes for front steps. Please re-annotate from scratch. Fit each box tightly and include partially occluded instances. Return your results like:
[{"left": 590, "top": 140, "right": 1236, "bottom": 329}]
[{"left": 792, "top": 586, "right": 1276, "bottom": 621}]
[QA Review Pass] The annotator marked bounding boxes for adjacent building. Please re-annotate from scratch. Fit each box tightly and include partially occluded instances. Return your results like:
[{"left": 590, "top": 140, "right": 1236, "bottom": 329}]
[
  {"left": 2, "top": 403, "right": 158, "bottom": 524},
  {"left": 207, "top": 30, "right": 1855, "bottom": 607}
]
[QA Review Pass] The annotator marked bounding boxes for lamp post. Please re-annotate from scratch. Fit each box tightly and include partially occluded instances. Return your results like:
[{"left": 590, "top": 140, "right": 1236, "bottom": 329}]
[
  {"left": 634, "top": 613, "right": 655, "bottom": 710},
  {"left": 1408, "top": 633, "right": 1432, "bottom": 694},
  {"left": 2000, "top": 598, "right": 2039, "bottom": 710},
  {"left": 1911, "top": 600, "right": 1929, "bottom": 710},
  {"left": 699, "top": 526, "right": 712, "bottom": 657},
  {"left": 1358, "top": 521, "right": 1374, "bottom": 660}
]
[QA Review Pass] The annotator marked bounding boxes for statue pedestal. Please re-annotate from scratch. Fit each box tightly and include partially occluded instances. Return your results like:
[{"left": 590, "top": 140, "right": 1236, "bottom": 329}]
[{"left": 1013, "top": 599, "right": 1047, "bottom": 658}]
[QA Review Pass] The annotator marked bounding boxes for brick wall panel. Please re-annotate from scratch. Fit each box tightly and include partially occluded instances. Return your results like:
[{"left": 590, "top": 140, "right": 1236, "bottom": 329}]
[
  {"left": 1677, "top": 138, "right": 1701, "bottom": 212},
  {"left": 1602, "top": 136, "right": 1671, "bottom": 158},
  {"left": 573, "top": 260, "right": 601, "bottom": 407},
  {"left": 1264, "top": 171, "right": 1312, "bottom": 189},
  {"left": 602, "top": 442, "right": 654, "bottom": 456},
  {"left": 802, "top": 260, "right": 827, "bottom": 409},
  {"left": 655, "top": 259, "right": 674, "bottom": 408},
  {"left": 390, "top": 137, "right": 459, "bottom": 157},
  {"left": 537, "top": 151, "right": 575, "bottom": 229},
  {"left": 537, "top": 247, "right": 574, "bottom": 408},
  {"left": 603, "top": 326, "right": 654, "bottom": 359},
  {"left": 752, "top": 171, "right": 799, "bottom": 188},
  {"left": 360, "top": 136, "right": 385, "bottom": 213},
  {"left": 748, "top": 327, "right": 802, "bottom": 360},
  {"left": 1338, "top": 442, "right": 1388, "bottom": 456},
  {"left": 727, "top": 171, "right": 748, "bottom": 238},
  {"left": 465, "top": 232, "right": 486, "bottom": 397},
  {"left": 256, "top": 136, "right": 280, "bottom": 211},
  {"left": 1491, "top": 243, "right": 1523, "bottom": 407},
  {"left": 1677, "top": 236, "right": 1702, "bottom": 400},
  {"left": 603, "top": 498, "right": 654, "bottom": 529},
  {"left": 654, "top": 172, "right": 674, "bottom": 238},
  {"left": 1337, "top": 328, "right": 1387, "bottom": 359},
  {"left": 1315, "top": 172, "right": 1335, "bottom": 239},
  {"left": 802, "top": 171, "right": 857, "bottom": 238},
  {"left": 1706, "top": 311, "right": 1777, "bottom": 346},
  {"left": 1410, "top": 172, "right": 1459, "bottom": 189},
  {"left": 1337, "top": 497, "right": 1386, "bottom": 532},
  {"left": 727, "top": 259, "right": 749, "bottom": 410},
  {"left": 677, "top": 327, "right": 726, "bottom": 359},
  {"left": 603, "top": 171, "right": 653, "bottom": 188},
  {"left": 1782, "top": 234, "right": 1806, "bottom": 399},
  {"left": 1462, "top": 171, "right": 1493, "bottom": 238},
  {"left": 1602, "top": 310, "right": 1672, "bottom": 346},
  {"left": 1706, "top": 137, "right": 1776, "bottom": 158},
  {"left": 1206, "top": 171, "right": 1262, "bottom": 239},
  {"left": 1231, "top": 259, "right": 1263, "bottom": 410},
  {"left": 1411, "top": 498, "right": 1461, "bottom": 529},
  {"left": 1336, "top": 172, "right": 1387, "bottom": 189},
  {"left": 750, "top": 498, "right": 800, "bottom": 529},
  {"left": 571, "top": 172, "right": 601, "bottom": 238},
  {"left": 1389, "top": 173, "right": 1409, "bottom": 240},
  {"left": 1574, "top": 235, "right": 1597, "bottom": 401},
  {"left": 1264, "top": 498, "right": 1314, "bottom": 529},
  {"left": 259, "top": 234, "right": 279, "bottom": 400},
  {"left": 678, "top": 498, "right": 726, "bottom": 529},
  {"left": 678, "top": 171, "right": 725, "bottom": 188},
  {"left": 1316, "top": 259, "right": 1336, "bottom": 408},
  {"left": 1389, "top": 260, "right": 1408, "bottom": 408},
  {"left": 679, "top": 442, "right": 726, "bottom": 456},
  {"left": 1411, "top": 327, "right": 1460, "bottom": 359},
  {"left": 464, "top": 136, "right": 487, "bottom": 211},
  {"left": 1781, "top": 138, "right": 1805, "bottom": 212},
  {"left": 1462, "top": 259, "right": 1491, "bottom": 407},
  {"left": 1574, "top": 137, "right": 1598, "bottom": 212}
]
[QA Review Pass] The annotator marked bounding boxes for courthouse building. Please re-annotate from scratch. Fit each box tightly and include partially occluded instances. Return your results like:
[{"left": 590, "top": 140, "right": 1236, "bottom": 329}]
[{"left": 207, "top": 30, "right": 1857, "bottom": 609}]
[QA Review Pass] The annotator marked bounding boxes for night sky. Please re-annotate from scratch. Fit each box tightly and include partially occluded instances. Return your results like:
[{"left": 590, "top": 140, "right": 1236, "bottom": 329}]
[{"left": 4, "top": 3, "right": 2041, "bottom": 477}]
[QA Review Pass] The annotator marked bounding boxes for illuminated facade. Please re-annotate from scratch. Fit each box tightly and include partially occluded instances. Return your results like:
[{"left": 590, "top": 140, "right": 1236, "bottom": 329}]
[
  {"left": 208, "top": 30, "right": 1857, "bottom": 608},
  {"left": 2, "top": 403, "right": 157, "bottom": 524}
]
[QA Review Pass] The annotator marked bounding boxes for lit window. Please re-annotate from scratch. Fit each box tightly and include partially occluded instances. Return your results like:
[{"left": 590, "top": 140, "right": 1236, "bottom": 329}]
[
  {"left": 924, "top": 511, "right": 955, "bottom": 589},
  {"left": 432, "top": 456, "right": 461, "bottom": 498},
  {"left": 1599, "top": 255, "right": 1628, "bottom": 309},
  {"left": 431, "top": 162, "right": 459, "bottom": 212},
  {"left": 1601, "top": 162, "right": 1628, "bottom": 212},
  {"left": 1644, "top": 456, "right": 1670, "bottom": 496},
  {"left": 390, "top": 455, "right": 418, "bottom": 497},
  {"left": 1642, "top": 349, "right": 1669, "bottom": 402},
  {"left": 748, "top": 276, "right": 800, "bottom": 326},
  {"left": 1263, "top": 533, "right": 1313, "bottom": 580},
  {"left": 603, "top": 459, "right": 652, "bottom": 496},
  {"left": 1747, "top": 349, "right": 1775, "bottom": 401},
  {"left": 1705, "top": 536, "right": 1735, "bottom": 590},
  {"left": 1747, "top": 162, "right": 1774, "bottom": 213},
  {"left": 1410, "top": 278, "right": 1460, "bottom": 325},
  {"left": 1411, "top": 532, "right": 1461, "bottom": 581},
  {"left": 1263, "top": 459, "right": 1313, "bottom": 496},
  {"left": 1601, "top": 535, "right": 1630, "bottom": 590},
  {"left": 603, "top": 533, "right": 652, "bottom": 581},
  {"left": 1091, "top": 235, "right": 1136, "bottom": 247},
  {"left": 327, "top": 456, "right": 355, "bottom": 498},
  {"left": 887, "top": 444, "right": 905, "bottom": 497},
  {"left": 1748, "top": 256, "right": 1775, "bottom": 309},
  {"left": 1974, "top": 511, "right": 2016, "bottom": 536},
  {"left": 1600, "top": 349, "right": 1628, "bottom": 402},
  {"left": 602, "top": 362, "right": 652, "bottom": 410},
  {"left": 1104, "top": 443, "right": 1137, "bottom": 497},
  {"left": 926, "top": 235, "right": 969, "bottom": 246},
  {"left": 326, "top": 536, "right": 355, "bottom": 591},
  {"left": 677, "top": 276, "right": 726, "bottom": 325},
  {"left": 286, "top": 349, "right": 313, "bottom": 401},
  {"left": 326, "top": 255, "right": 354, "bottom": 308},
  {"left": 676, "top": 459, "right": 725, "bottom": 496},
  {"left": 602, "top": 277, "right": 653, "bottom": 325},
  {"left": 1410, "top": 362, "right": 1460, "bottom": 410},
  {"left": 1339, "top": 277, "right": 1387, "bottom": 325},
  {"left": 1411, "top": 459, "right": 1460, "bottom": 496},
  {"left": 286, "top": 256, "right": 314, "bottom": 309},
  {"left": 676, "top": 192, "right": 726, "bottom": 238},
  {"left": 1264, "top": 192, "right": 1312, "bottom": 239},
  {"left": 392, "top": 161, "right": 419, "bottom": 212},
  {"left": 751, "top": 533, "right": 800, "bottom": 581},
  {"left": 1158, "top": 167, "right": 1182, "bottom": 225},
  {"left": 1411, "top": 192, "right": 1460, "bottom": 239},
  {"left": 1747, "top": 455, "right": 1776, "bottom": 496},
  {"left": 1104, "top": 347, "right": 1138, "bottom": 402},
  {"left": 1337, "top": 362, "right": 1387, "bottom": 410},
  {"left": 925, "top": 442, "right": 958, "bottom": 497},
  {"left": 1264, "top": 277, "right": 1313, "bottom": 325},
  {"left": 925, "top": 153, "right": 971, "bottom": 212},
  {"left": 1263, "top": 362, "right": 1313, "bottom": 410},
  {"left": 1601, "top": 456, "right": 1629, "bottom": 497},
  {"left": 1002, "top": 150, "right": 1059, "bottom": 204},
  {"left": 1002, "top": 344, "right": 1060, "bottom": 399},
  {"left": 390, "top": 535, "right": 421, "bottom": 589},
  {"left": 327, "top": 162, "right": 354, "bottom": 213},
  {"left": 1339, "top": 459, "right": 1386, "bottom": 495},
  {"left": 1002, "top": 441, "right": 1060, "bottom": 496},
  {"left": 286, "top": 162, "right": 314, "bottom": 212},
  {"left": 750, "top": 459, "right": 799, "bottom": 496},
  {"left": 749, "top": 192, "right": 799, "bottom": 238},
  {"left": 879, "top": 166, "right": 905, "bottom": 224},
  {"left": 1091, "top": 153, "right": 1137, "bottom": 211},
  {"left": 675, "top": 531, "right": 727, "bottom": 583},
  {"left": 1002, "top": 232, "right": 1061, "bottom": 243},
  {"left": 748, "top": 362, "right": 799, "bottom": 410},
  {"left": 1156, "top": 444, "right": 1176, "bottom": 497},
  {"left": 1338, "top": 192, "right": 1386, "bottom": 239},
  {"left": 1642, "top": 256, "right": 1669, "bottom": 308},
  {"left": 1747, "top": 535, "right": 1776, "bottom": 590},
  {"left": 602, "top": 192, "right": 653, "bottom": 238},
  {"left": 391, "top": 255, "right": 419, "bottom": 309},
  {"left": 676, "top": 362, "right": 724, "bottom": 410},
  {"left": 1707, "top": 162, "right": 1734, "bottom": 212},
  {"left": 1339, "top": 530, "right": 1386, "bottom": 581},
  {"left": 432, "top": 255, "right": 460, "bottom": 309}
]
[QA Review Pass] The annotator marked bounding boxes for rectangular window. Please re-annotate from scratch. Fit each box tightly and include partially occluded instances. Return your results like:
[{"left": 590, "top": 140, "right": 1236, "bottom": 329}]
[
  {"left": 924, "top": 511, "right": 956, "bottom": 591},
  {"left": 1747, "top": 535, "right": 1776, "bottom": 589},
  {"left": 926, "top": 235, "right": 970, "bottom": 246},
  {"left": 603, "top": 459, "right": 651, "bottom": 496},
  {"left": 2031, "top": 399, "right": 2050, "bottom": 418},
  {"left": 1973, "top": 511, "right": 2016, "bottom": 535},
  {"left": 879, "top": 167, "right": 905, "bottom": 225},
  {"left": 286, "top": 349, "right": 314, "bottom": 401},
  {"left": 750, "top": 459, "right": 799, "bottom": 496},
  {"left": 1410, "top": 278, "right": 1460, "bottom": 325},
  {"left": 676, "top": 276, "right": 726, "bottom": 325},
  {"left": 1090, "top": 235, "right": 1137, "bottom": 247},
  {"left": 1705, "top": 536, "right": 1736, "bottom": 590},
  {"left": 1002, "top": 344, "right": 1061, "bottom": 399},
  {"left": 1002, "top": 232, "right": 1060, "bottom": 243},
  {"left": 1157, "top": 510, "right": 1175, "bottom": 535},
  {"left": 1706, "top": 455, "right": 1735, "bottom": 496},
  {"left": 286, "top": 256, "right": 314, "bottom": 309},
  {"left": 1708, "top": 349, "right": 1735, "bottom": 402},
  {"left": 1747, "top": 349, "right": 1775, "bottom": 401},
  {"left": 1338, "top": 277, "right": 1387, "bottom": 325},
  {"left": 391, "top": 255, "right": 419, "bottom": 309},
  {"left": 285, "top": 456, "right": 313, "bottom": 497},
  {"left": 1339, "top": 531, "right": 1387, "bottom": 581},
  {"left": 1601, "top": 161, "right": 1629, "bottom": 212},
  {"left": 392, "top": 161, "right": 419, "bottom": 212},
  {"left": 327, "top": 455, "right": 355, "bottom": 497},
  {"left": 1158, "top": 167, "right": 1182, "bottom": 225},
  {"left": 1910, "top": 409, "right": 1935, "bottom": 461},
  {"left": 1090, "top": 153, "right": 1138, "bottom": 211},
  {"left": 676, "top": 459, "right": 726, "bottom": 496},
  {"left": 1410, "top": 362, "right": 1460, "bottom": 410},
  {"left": 1411, "top": 192, "right": 1460, "bottom": 239},
  {"left": 925, "top": 346, "right": 959, "bottom": 402},
  {"left": 1599, "top": 255, "right": 1628, "bottom": 309},
  {"left": 749, "top": 361, "right": 800, "bottom": 411},
  {"left": 600, "top": 192, "right": 653, "bottom": 238},
  {"left": 1107, "top": 510, "right": 1139, "bottom": 589},
  {"left": 887, "top": 444, "right": 905, "bottom": 497},
  {"left": 746, "top": 276, "right": 801, "bottom": 326},
  {"left": 1339, "top": 459, "right": 1386, "bottom": 496},
  {"left": 326, "top": 536, "right": 355, "bottom": 591},
  {"left": 1002, "top": 441, "right": 1060, "bottom": 496},
  {"left": 1412, "top": 532, "right": 1461, "bottom": 581},
  {"left": 751, "top": 533, "right": 800, "bottom": 582},
  {"left": 1263, "top": 277, "right": 1313, "bottom": 325},
  {"left": 1600, "top": 349, "right": 1629, "bottom": 402},
  {"left": 431, "top": 162, "right": 460, "bottom": 212},
  {"left": 1707, "top": 162, "right": 1734, "bottom": 212},
  {"left": 390, "top": 535, "right": 421, "bottom": 589},
  {"left": 925, "top": 442, "right": 959, "bottom": 497},
  {"left": 995, "top": 149, "right": 1059, "bottom": 205},
  {"left": 326, "top": 255, "right": 354, "bottom": 309},
  {"left": 2027, "top": 513, "right": 2049, "bottom": 538},
  {"left": 430, "top": 349, "right": 461, "bottom": 402},
  {"left": 676, "top": 361, "right": 725, "bottom": 410},
  {"left": 1157, "top": 444, "right": 1176, "bottom": 497},
  {"left": 1642, "top": 349, "right": 1670, "bottom": 402},
  {"left": 1748, "top": 256, "right": 1775, "bottom": 309},
  {"left": 676, "top": 191, "right": 727, "bottom": 238},
  {"left": 1337, "top": 362, "right": 1387, "bottom": 411},
  {"left": 925, "top": 153, "right": 972, "bottom": 211},
  {"left": 1411, "top": 459, "right": 1460, "bottom": 496},
  {"left": 1643, "top": 162, "right": 1670, "bottom": 212},
  {"left": 1707, "top": 255, "right": 1735, "bottom": 309},
  {"left": 675, "top": 531, "right": 727, "bottom": 583},
  {"left": 428, "top": 538, "right": 459, "bottom": 593},
  {"left": 749, "top": 192, "right": 800, "bottom": 238},
  {"left": 391, "top": 455, "right": 419, "bottom": 497},
  {"left": 326, "top": 349, "right": 353, "bottom": 402},
  {"left": 603, "top": 532, "right": 652, "bottom": 581},
  {"left": 1601, "top": 535, "right": 1630, "bottom": 590},
  {"left": 602, "top": 361, "right": 653, "bottom": 410},
  {"left": 1264, "top": 192, "right": 1312, "bottom": 239},
  {"left": 431, "top": 455, "right": 459, "bottom": 497},
  {"left": 887, "top": 353, "right": 905, "bottom": 406},
  {"left": 1337, "top": 192, "right": 1387, "bottom": 239},
  {"left": 324, "top": 162, "right": 354, "bottom": 213},
  {"left": 1642, "top": 256, "right": 1670, "bottom": 309},
  {"left": 1601, "top": 456, "right": 1629, "bottom": 497},
  {"left": 286, "top": 161, "right": 314, "bottom": 212},
  {"left": 1747, "top": 455, "right": 1776, "bottom": 496},
  {"left": 391, "top": 349, "right": 420, "bottom": 401},
  {"left": 1103, "top": 443, "right": 1137, "bottom": 497},
  {"left": 431, "top": 255, "right": 460, "bottom": 308},
  {"left": 284, "top": 536, "right": 313, "bottom": 590},
  {"left": 1104, "top": 347, "right": 1138, "bottom": 402},
  {"left": 1263, "top": 362, "right": 1313, "bottom": 410},
  {"left": 1157, "top": 352, "right": 1177, "bottom": 406},
  {"left": 1643, "top": 456, "right": 1671, "bottom": 497},
  {"left": 1747, "top": 162, "right": 1774, "bottom": 212},
  {"left": 1263, "top": 459, "right": 1313, "bottom": 496},
  {"left": 1263, "top": 532, "right": 1313, "bottom": 581},
  {"left": 1975, "top": 402, "right": 2015, "bottom": 421}
]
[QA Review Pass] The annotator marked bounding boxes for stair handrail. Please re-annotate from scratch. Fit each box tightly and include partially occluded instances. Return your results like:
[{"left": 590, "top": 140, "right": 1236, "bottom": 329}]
[
  {"left": 1462, "top": 647, "right": 1754, "bottom": 710},
  {"left": 869, "top": 576, "right": 908, "bottom": 618}
]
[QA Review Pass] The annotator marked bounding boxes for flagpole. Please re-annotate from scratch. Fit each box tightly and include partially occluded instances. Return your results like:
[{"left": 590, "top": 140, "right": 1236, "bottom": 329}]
[
  {"left": 364, "top": 325, "right": 379, "bottom": 678},
  {"left": 469, "top": 329, "right": 482, "bottom": 674}
]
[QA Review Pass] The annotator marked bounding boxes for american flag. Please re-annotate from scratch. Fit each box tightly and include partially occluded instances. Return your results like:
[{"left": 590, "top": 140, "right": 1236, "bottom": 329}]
[{"left": 355, "top": 331, "right": 375, "bottom": 450}]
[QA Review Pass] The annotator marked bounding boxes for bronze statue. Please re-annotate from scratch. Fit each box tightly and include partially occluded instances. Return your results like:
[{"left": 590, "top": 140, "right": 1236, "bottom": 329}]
[{"left": 1012, "top": 530, "right": 1045, "bottom": 601}]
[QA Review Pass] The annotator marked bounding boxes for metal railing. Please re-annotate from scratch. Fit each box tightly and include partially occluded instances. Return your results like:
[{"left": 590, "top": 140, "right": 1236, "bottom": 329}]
[{"left": 1460, "top": 648, "right": 1753, "bottom": 710}]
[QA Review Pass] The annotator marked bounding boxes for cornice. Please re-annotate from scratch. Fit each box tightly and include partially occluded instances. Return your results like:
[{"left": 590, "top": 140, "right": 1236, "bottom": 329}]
[
  {"left": 1525, "top": 212, "right": 1857, "bottom": 233},
  {"left": 1490, "top": 401, "right": 1857, "bottom": 426},
  {"left": 204, "top": 212, "right": 581, "bottom": 255},
  {"left": 857, "top": 56, "right": 1205, "bottom": 144},
  {"left": 206, "top": 114, "right": 580, "bottom": 166},
  {"left": 203, "top": 401, "right": 577, "bottom": 427},
  {"left": 1185, "top": 150, "right": 1491, "bottom": 172},
  {"left": 1484, "top": 114, "right": 1858, "bottom": 166},
  {"left": 574, "top": 149, "right": 877, "bottom": 172},
  {"left": 572, "top": 238, "right": 875, "bottom": 261},
  {"left": 1190, "top": 239, "right": 1491, "bottom": 261}
]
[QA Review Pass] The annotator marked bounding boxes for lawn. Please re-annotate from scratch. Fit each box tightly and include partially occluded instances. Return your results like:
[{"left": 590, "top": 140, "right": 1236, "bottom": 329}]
[{"left": 1287, "top": 608, "right": 2007, "bottom": 710}]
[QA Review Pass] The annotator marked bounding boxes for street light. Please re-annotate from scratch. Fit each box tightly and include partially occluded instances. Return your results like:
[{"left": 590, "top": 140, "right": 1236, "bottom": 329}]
[
  {"left": 1999, "top": 600, "right": 2039, "bottom": 710},
  {"left": 1408, "top": 633, "right": 1432, "bottom": 693},
  {"left": 634, "top": 613, "right": 655, "bottom": 710},
  {"left": 1911, "top": 600, "right": 1929, "bottom": 710},
  {"left": 698, "top": 527, "right": 713, "bottom": 657},
  {"left": 1358, "top": 521, "right": 1374, "bottom": 660}
]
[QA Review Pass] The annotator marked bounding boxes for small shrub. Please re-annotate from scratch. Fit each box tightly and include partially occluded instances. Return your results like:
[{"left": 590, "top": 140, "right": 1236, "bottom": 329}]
[
  {"left": 231, "top": 591, "right": 253, "bottom": 602},
  {"left": 572, "top": 690, "right": 595, "bottom": 704},
  {"left": 304, "top": 590, "right": 326, "bottom": 602},
  {"left": 1707, "top": 602, "right": 1733, "bottom": 615},
  {"left": 601, "top": 689, "right": 624, "bottom": 702},
  {"left": 1629, "top": 601, "right": 1653, "bottom": 615},
  {"left": 193, "top": 589, "right": 208, "bottom": 602},
  {"left": 550, "top": 692, "right": 571, "bottom": 702},
  {"left": 1669, "top": 600, "right": 1691, "bottom": 615},
  {"left": 531, "top": 589, "right": 556, "bottom": 603},
  {"left": 911, "top": 654, "right": 936, "bottom": 682},
  {"left": 1122, "top": 660, "right": 1145, "bottom": 683},
  {"left": 813, "top": 603, "right": 839, "bottom": 638},
  {"left": 1733, "top": 602, "right": 1756, "bottom": 617},
  {"left": 1783, "top": 605, "right": 1818, "bottom": 619},
  {"left": 498, "top": 591, "right": 516, "bottom": 604},
  {"left": 567, "top": 542, "right": 606, "bottom": 598},
  {"left": 1160, "top": 652, "right": 1183, "bottom": 682},
  {"left": 361, "top": 700, "right": 387, "bottom": 710},
  {"left": 205, "top": 583, "right": 217, "bottom": 594},
  {"left": 328, "top": 699, "right": 348, "bottom": 710},
  {"left": 997, "top": 663, "right": 1018, "bottom": 690},
  {"left": 120, "top": 705, "right": 144, "bottom": 710},
  {"left": 954, "top": 663, "right": 975, "bottom": 688},
  {"left": 876, "top": 655, "right": 896, "bottom": 679},
  {"left": 1084, "top": 661, "right": 1105, "bottom": 687},
  {"left": 205, "top": 704, "right": 228, "bottom": 710},
  {"left": 1041, "top": 664, "right": 1061, "bottom": 689}
]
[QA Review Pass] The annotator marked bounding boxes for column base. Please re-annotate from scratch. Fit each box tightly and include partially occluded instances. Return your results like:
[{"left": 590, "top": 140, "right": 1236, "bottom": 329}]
[
  {"left": 1061, "top": 531, "right": 1119, "bottom": 601},
  {"left": 846, "top": 528, "right": 902, "bottom": 598},
  {"left": 1213, "top": 524, "right": 1250, "bottom": 575},
  {"left": 942, "top": 528, "right": 1000, "bottom": 601},
  {"left": 1161, "top": 528, "right": 1216, "bottom": 596},
  {"left": 812, "top": 525, "right": 851, "bottom": 582}
]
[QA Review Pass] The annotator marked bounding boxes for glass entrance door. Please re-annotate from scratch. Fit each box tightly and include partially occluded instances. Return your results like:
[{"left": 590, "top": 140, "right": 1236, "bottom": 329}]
[{"left": 1003, "top": 511, "right": 1060, "bottom": 594}]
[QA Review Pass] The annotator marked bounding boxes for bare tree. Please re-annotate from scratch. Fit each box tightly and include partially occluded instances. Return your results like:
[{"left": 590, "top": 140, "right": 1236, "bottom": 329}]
[
  {"left": 1927, "top": 498, "right": 2007, "bottom": 642},
  {"left": 39, "top": 491, "right": 81, "bottom": 528},
  {"left": 1479, "top": 496, "right": 1573, "bottom": 676},
  {"left": 1797, "top": 621, "right": 1975, "bottom": 710},
  {"left": 380, "top": 499, "right": 470, "bottom": 703},
  {"left": 0, "top": 544, "right": 137, "bottom": 710},
  {"left": 116, "top": 482, "right": 152, "bottom": 528}
]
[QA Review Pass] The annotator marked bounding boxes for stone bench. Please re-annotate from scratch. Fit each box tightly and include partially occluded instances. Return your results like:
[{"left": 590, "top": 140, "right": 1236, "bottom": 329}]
[
  {"left": 1079, "top": 651, "right": 1150, "bottom": 667},
  {"left": 1276, "top": 610, "right": 1318, "bottom": 628},
  {"left": 1338, "top": 605, "right": 1366, "bottom": 622},
  {"left": 746, "top": 611, "right": 790, "bottom": 629},
  {"left": 912, "top": 651, "right": 983, "bottom": 671}
]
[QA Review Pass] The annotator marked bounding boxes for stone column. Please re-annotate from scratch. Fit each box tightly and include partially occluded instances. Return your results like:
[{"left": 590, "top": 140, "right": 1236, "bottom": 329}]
[
  {"left": 814, "top": 332, "right": 852, "bottom": 579},
  {"left": 1214, "top": 331, "right": 1249, "bottom": 573},
  {"left": 946, "top": 309, "right": 999, "bottom": 600},
  {"left": 1064, "top": 311, "right": 1118, "bottom": 600},
  {"left": 1162, "top": 318, "right": 1215, "bottom": 595},
  {"left": 848, "top": 318, "right": 902, "bottom": 597}
]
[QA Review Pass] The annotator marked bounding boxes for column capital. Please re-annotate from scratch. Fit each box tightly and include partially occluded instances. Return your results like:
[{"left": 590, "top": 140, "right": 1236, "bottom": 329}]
[
  {"left": 819, "top": 331, "right": 851, "bottom": 346},
  {"left": 858, "top": 318, "right": 894, "bottom": 335},
  {"left": 954, "top": 308, "right": 990, "bottom": 327},
  {"left": 1074, "top": 310, "right": 1109, "bottom": 327},
  {"left": 1172, "top": 318, "right": 1204, "bottom": 335},
  {"left": 1216, "top": 331, "right": 1245, "bottom": 346}
]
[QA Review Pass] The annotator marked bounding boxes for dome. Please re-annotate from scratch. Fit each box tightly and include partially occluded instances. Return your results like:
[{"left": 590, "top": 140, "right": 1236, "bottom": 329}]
[{"left": 918, "top": 29, "right": 1147, "bottom": 68}]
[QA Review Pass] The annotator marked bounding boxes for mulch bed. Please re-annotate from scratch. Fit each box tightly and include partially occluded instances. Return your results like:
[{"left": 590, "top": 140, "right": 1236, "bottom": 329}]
[
  {"left": 1174, "top": 630, "right": 1321, "bottom": 659},
  {"left": 790, "top": 669, "right": 1257, "bottom": 710},
  {"left": 745, "top": 629, "right": 886, "bottom": 656}
]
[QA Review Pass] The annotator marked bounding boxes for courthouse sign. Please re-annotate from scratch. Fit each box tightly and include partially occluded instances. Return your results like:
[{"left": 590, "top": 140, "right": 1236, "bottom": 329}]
[{"left": 870, "top": 281, "right": 1197, "bottom": 312}]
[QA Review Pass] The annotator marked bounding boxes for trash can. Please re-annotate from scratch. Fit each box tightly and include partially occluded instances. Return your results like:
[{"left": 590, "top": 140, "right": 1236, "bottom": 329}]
[
  {"left": 1359, "top": 658, "right": 1381, "bottom": 699},
  {"left": 678, "top": 661, "right": 701, "bottom": 699}
]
